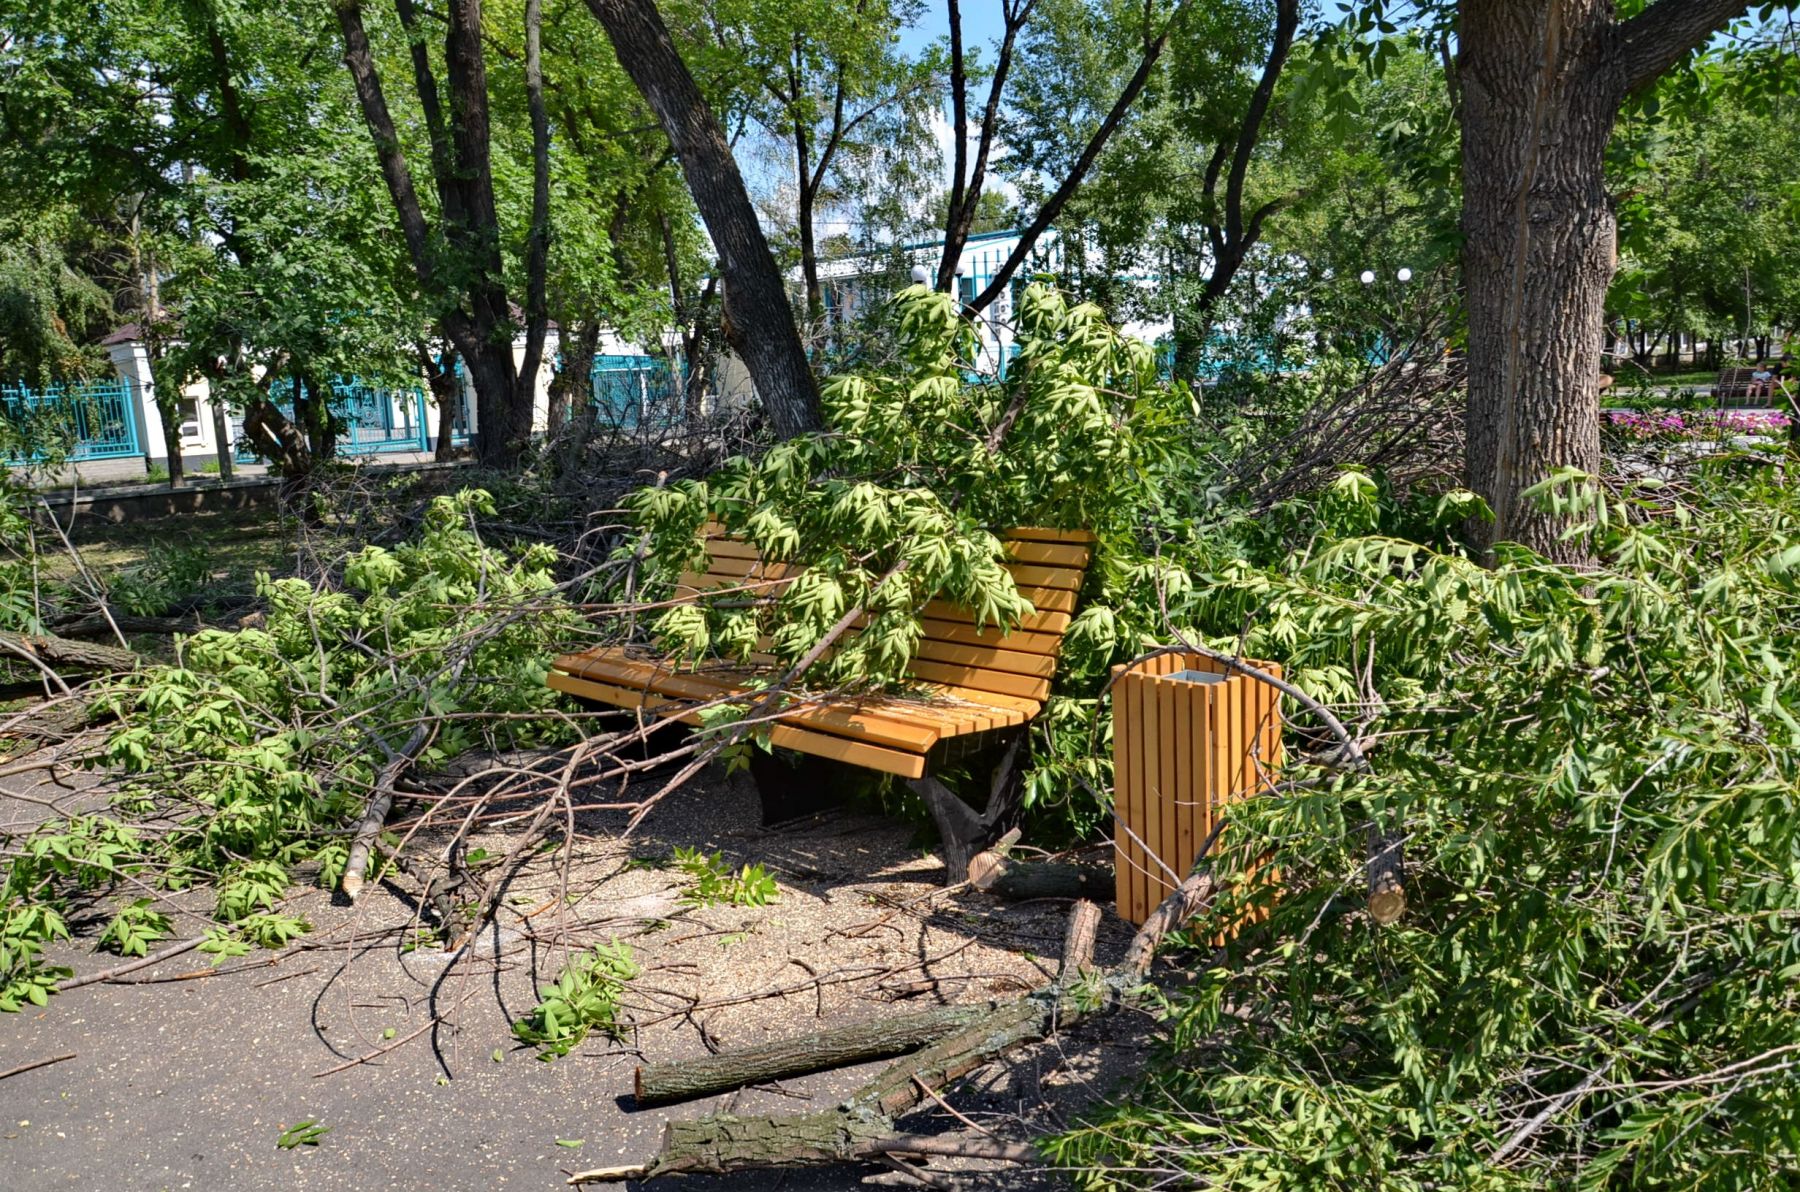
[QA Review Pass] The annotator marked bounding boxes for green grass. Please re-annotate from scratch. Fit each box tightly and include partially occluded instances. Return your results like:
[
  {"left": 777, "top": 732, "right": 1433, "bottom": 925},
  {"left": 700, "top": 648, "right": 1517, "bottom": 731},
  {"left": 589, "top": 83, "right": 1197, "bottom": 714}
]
[
  {"left": 1641, "top": 369, "right": 1718, "bottom": 388},
  {"left": 44, "top": 506, "right": 298, "bottom": 585}
]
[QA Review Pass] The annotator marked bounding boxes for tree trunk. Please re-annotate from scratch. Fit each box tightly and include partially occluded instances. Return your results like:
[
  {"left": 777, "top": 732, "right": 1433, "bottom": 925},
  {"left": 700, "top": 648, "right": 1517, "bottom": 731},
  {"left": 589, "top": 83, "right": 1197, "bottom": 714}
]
[
  {"left": 1459, "top": 0, "right": 1749, "bottom": 562},
  {"left": 585, "top": 0, "right": 822, "bottom": 438},
  {"left": 420, "top": 343, "right": 462, "bottom": 462},
  {"left": 1460, "top": 0, "right": 1617, "bottom": 562},
  {"left": 548, "top": 322, "right": 599, "bottom": 454},
  {"left": 156, "top": 399, "right": 185, "bottom": 487},
  {"left": 973, "top": 859, "right": 1115, "bottom": 903},
  {"left": 336, "top": 0, "right": 541, "bottom": 472}
]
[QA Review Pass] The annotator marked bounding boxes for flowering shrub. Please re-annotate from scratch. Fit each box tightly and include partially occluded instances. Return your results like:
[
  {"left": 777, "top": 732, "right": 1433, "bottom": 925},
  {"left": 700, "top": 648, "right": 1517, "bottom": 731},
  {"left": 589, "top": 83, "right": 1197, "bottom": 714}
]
[{"left": 1604, "top": 408, "right": 1790, "bottom": 441}]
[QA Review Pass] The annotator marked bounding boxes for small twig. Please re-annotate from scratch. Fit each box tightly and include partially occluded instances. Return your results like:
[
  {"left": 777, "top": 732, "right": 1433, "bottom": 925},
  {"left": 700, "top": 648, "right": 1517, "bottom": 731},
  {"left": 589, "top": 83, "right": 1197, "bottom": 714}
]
[
  {"left": 0, "top": 1052, "right": 75, "bottom": 1082},
  {"left": 251, "top": 966, "right": 319, "bottom": 989},
  {"left": 912, "top": 1073, "right": 1000, "bottom": 1138},
  {"left": 875, "top": 1152, "right": 954, "bottom": 1189},
  {"left": 56, "top": 936, "right": 205, "bottom": 992}
]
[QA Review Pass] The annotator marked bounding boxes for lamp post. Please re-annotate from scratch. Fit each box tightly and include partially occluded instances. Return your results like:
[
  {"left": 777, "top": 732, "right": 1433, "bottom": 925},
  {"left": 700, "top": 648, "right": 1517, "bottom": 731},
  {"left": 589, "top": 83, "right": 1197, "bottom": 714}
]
[{"left": 1359, "top": 267, "right": 1414, "bottom": 364}]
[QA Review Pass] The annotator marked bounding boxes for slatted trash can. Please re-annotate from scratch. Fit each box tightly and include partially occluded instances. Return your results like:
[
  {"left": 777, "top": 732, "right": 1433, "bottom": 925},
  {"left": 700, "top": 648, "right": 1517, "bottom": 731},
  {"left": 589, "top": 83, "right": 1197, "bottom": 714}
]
[{"left": 1111, "top": 653, "right": 1283, "bottom": 925}]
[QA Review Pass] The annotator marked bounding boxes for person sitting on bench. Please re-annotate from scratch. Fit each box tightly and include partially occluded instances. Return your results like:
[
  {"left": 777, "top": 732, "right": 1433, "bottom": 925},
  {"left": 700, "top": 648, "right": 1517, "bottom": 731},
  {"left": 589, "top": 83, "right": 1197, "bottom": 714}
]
[{"left": 1750, "top": 361, "right": 1775, "bottom": 399}]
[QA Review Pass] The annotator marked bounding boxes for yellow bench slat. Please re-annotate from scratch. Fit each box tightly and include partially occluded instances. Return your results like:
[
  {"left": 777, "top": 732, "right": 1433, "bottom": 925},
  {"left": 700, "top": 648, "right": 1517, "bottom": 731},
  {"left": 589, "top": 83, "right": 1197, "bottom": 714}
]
[{"left": 1004, "top": 540, "right": 1091, "bottom": 567}]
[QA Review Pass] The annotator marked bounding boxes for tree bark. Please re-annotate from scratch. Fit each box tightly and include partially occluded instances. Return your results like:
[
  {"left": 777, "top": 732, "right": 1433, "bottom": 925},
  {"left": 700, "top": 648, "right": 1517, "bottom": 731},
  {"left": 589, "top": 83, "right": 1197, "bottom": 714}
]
[
  {"left": 1459, "top": 0, "right": 1747, "bottom": 560},
  {"left": 1366, "top": 827, "right": 1406, "bottom": 925},
  {"left": 0, "top": 631, "right": 139, "bottom": 674},
  {"left": 585, "top": 0, "right": 822, "bottom": 438},
  {"left": 633, "top": 1001, "right": 1000, "bottom": 1107},
  {"left": 547, "top": 322, "right": 599, "bottom": 437},
  {"left": 418, "top": 341, "right": 462, "bottom": 461},
  {"left": 593, "top": 882, "right": 1214, "bottom": 1182},
  {"left": 1057, "top": 898, "right": 1101, "bottom": 982}
]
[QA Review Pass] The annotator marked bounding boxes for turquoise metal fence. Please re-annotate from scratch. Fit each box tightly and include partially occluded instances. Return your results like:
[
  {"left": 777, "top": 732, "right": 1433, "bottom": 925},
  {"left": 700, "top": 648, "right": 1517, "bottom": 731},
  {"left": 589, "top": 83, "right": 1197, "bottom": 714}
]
[
  {"left": 233, "top": 378, "right": 429, "bottom": 462},
  {"left": 1, "top": 378, "right": 142, "bottom": 466},
  {"left": 590, "top": 354, "right": 681, "bottom": 432}
]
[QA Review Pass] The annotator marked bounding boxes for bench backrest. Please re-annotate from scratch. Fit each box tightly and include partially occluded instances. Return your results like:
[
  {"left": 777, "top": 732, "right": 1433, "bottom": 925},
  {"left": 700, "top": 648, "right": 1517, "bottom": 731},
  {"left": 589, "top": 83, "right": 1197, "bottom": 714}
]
[
  {"left": 1717, "top": 367, "right": 1756, "bottom": 396},
  {"left": 674, "top": 526, "right": 1095, "bottom": 708}
]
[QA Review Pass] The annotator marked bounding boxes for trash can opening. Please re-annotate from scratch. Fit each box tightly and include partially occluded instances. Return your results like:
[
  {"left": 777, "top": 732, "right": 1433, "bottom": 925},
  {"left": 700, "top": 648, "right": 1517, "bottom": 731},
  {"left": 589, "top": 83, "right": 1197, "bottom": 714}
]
[{"left": 1164, "top": 669, "right": 1228, "bottom": 685}]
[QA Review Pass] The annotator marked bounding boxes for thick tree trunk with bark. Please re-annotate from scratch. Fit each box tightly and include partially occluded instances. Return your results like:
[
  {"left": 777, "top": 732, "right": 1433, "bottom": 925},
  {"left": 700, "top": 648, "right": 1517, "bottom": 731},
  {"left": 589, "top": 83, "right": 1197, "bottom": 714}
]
[
  {"left": 1460, "top": 0, "right": 1615, "bottom": 561},
  {"left": 0, "top": 631, "right": 139, "bottom": 675},
  {"left": 1459, "top": 0, "right": 1749, "bottom": 560},
  {"left": 586, "top": 0, "right": 822, "bottom": 438}
]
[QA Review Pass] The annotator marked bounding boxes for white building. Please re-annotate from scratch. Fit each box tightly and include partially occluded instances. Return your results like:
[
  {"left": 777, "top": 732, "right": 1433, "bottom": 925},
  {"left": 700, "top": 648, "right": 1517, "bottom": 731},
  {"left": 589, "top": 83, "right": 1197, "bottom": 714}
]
[
  {"left": 43, "top": 325, "right": 705, "bottom": 483},
  {"left": 815, "top": 228, "right": 1173, "bottom": 372}
]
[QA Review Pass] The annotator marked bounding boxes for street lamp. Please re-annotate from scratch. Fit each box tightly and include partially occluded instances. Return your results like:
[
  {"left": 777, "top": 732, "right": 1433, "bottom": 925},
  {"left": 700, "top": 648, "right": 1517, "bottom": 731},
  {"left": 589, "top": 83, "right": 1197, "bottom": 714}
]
[{"left": 1361, "top": 267, "right": 1413, "bottom": 284}]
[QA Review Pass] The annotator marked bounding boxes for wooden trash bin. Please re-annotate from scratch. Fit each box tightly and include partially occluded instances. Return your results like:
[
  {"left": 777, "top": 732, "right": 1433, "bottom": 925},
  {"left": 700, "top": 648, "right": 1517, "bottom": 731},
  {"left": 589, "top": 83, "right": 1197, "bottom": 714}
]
[{"left": 1111, "top": 653, "right": 1283, "bottom": 925}]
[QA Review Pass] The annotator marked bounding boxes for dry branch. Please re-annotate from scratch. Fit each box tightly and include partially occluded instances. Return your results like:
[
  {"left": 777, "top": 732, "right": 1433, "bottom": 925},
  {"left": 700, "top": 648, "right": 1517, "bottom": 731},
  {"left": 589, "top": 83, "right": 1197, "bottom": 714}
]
[
  {"left": 56, "top": 936, "right": 205, "bottom": 992},
  {"left": 0, "top": 1052, "right": 75, "bottom": 1082},
  {"left": 341, "top": 723, "right": 436, "bottom": 902}
]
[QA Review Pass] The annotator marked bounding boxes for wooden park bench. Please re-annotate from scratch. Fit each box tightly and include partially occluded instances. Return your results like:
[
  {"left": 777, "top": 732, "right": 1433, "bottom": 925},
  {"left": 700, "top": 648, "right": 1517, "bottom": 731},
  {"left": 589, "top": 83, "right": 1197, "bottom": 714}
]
[
  {"left": 1714, "top": 367, "right": 1764, "bottom": 406},
  {"left": 547, "top": 525, "right": 1095, "bottom": 879}
]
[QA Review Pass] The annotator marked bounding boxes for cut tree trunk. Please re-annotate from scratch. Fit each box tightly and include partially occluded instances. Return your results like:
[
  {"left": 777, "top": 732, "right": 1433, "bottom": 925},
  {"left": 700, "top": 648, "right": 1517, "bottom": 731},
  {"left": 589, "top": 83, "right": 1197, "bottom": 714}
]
[
  {"left": 1366, "top": 828, "right": 1406, "bottom": 925},
  {"left": 574, "top": 875, "right": 1203, "bottom": 1184},
  {"left": 584, "top": 0, "right": 822, "bottom": 439},
  {"left": 972, "top": 858, "right": 1114, "bottom": 903},
  {"left": 633, "top": 1001, "right": 1001, "bottom": 1108}
]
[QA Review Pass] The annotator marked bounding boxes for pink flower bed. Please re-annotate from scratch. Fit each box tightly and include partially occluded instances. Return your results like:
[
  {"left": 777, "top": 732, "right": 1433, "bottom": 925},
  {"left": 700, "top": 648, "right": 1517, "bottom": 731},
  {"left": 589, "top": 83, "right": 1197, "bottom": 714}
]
[{"left": 1605, "top": 409, "right": 1791, "bottom": 440}]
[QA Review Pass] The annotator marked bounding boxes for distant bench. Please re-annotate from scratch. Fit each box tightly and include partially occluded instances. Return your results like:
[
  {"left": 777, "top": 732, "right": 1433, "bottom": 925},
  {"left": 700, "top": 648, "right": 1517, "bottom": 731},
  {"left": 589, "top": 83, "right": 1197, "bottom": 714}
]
[
  {"left": 1714, "top": 367, "right": 1775, "bottom": 406},
  {"left": 548, "top": 526, "right": 1095, "bottom": 879}
]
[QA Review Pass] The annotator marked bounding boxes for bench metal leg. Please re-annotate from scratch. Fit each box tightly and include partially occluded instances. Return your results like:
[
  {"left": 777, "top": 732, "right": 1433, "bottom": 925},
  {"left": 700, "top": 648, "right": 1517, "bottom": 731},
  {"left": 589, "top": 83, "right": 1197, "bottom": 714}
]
[{"left": 907, "top": 732, "right": 1029, "bottom": 884}]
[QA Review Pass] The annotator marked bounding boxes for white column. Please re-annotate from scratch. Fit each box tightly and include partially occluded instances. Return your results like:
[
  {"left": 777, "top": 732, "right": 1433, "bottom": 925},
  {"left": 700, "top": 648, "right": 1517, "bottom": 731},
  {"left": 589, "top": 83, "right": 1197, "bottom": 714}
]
[{"left": 107, "top": 338, "right": 167, "bottom": 466}]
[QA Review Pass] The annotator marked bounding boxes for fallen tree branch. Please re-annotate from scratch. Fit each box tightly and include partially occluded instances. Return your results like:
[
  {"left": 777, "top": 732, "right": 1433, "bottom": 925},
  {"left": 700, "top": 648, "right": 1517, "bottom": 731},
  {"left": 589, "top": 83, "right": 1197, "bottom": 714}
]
[
  {"left": 56, "top": 936, "right": 205, "bottom": 992},
  {"left": 341, "top": 723, "right": 436, "bottom": 902},
  {"left": 0, "top": 695, "right": 98, "bottom": 743},
  {"left": 0, "top": 630, "right": 139, "bottom": 675},
  {"left": 632, "top": 1001, "right": 1004, "bottom": 1107},
  {"left": 972, "top": 857, "right": 1114, "bottom": 903},
  {"left": 597, "top": 862, "right": 1219, "bottom": 1181},
  {"left": 1057, "top": 899, "right": 1101, "bottom": 983}
]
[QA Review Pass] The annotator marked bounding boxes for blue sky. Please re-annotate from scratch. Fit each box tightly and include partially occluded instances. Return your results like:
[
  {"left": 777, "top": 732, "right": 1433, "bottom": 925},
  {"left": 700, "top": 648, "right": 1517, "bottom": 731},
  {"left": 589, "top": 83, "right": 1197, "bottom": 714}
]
[{"left": 897, "top": 3, "right": 1011, "bottom": 58}]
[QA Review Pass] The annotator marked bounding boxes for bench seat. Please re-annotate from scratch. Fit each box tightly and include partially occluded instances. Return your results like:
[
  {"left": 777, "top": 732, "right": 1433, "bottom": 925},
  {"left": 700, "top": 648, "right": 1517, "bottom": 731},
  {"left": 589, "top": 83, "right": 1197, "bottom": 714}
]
[{"left": 547, "top": 527, "right": 1094, "bottom": 780}]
